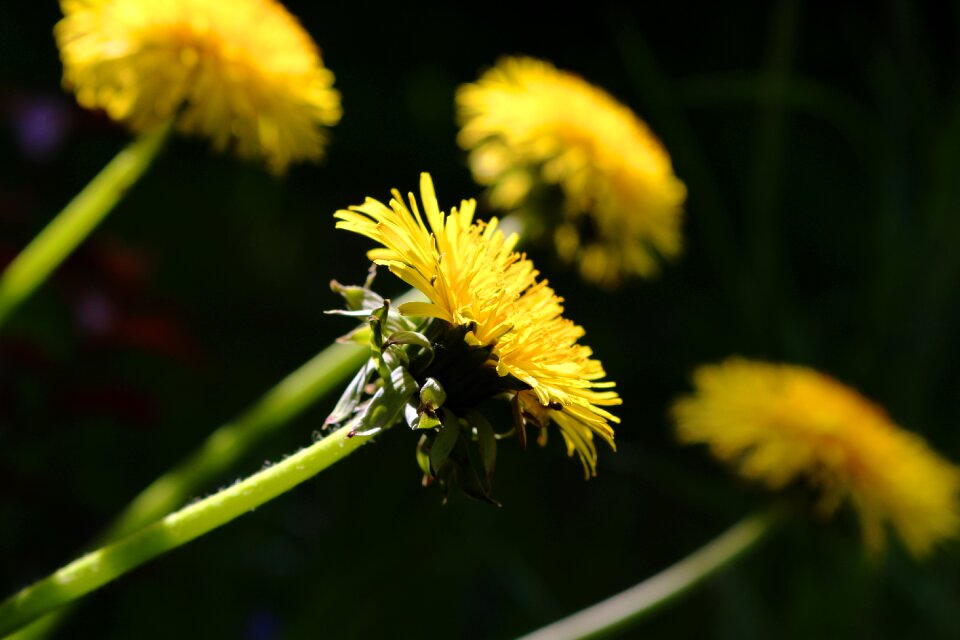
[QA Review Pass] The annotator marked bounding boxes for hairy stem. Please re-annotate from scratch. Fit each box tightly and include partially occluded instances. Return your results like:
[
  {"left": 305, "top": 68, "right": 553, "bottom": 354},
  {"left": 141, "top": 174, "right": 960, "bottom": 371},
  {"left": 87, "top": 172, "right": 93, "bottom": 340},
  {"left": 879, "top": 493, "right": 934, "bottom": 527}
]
[
  {"left": 11, "top": 290, "right": 422, "bottom": 640},
  {"left": 107, "top": 341, "right": 370, "bottom": 540},
  {"left": 0, "top": 421, "right": 379, "bottom": 637}
]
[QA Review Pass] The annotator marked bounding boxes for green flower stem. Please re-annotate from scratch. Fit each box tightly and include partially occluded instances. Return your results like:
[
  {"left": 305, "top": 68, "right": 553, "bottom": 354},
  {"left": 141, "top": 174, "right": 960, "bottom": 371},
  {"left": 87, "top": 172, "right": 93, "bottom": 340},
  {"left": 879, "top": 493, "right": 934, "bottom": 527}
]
[
  {"left": 10, "top": 290, "right": 421, "bottom": 640},
  {"left": 107, "top": 288, "right": 422, "bottom": 540},
  {"left": 518, "top": 510, "right": 779, "bottom": 640},
  {"left": 0, "top": 420, "right": 379, "bottom": 637},
  {"left": 106, "top": 340, "right": 370, "bottom": 541},
  {"left": 0, "top": 121, "right": 173, "bottom": 329}
]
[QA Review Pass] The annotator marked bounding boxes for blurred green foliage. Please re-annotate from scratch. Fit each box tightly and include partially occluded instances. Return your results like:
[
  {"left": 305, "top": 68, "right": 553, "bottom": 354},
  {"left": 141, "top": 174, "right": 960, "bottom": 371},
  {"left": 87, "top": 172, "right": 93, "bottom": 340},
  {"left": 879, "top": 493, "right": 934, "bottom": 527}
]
[{"left": 1, "top": 1, "right": 959, "bottom": 638}]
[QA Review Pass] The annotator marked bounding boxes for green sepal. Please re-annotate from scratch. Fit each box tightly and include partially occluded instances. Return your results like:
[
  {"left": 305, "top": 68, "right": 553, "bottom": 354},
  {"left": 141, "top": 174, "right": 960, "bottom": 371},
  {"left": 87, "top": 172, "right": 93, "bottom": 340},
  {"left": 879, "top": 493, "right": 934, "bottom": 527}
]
[
  {"left": 329, "top": 265, "right": 381, "bottom": 311},
  {"left": 388, "top": 331, "right": 434, "bottom": 371},
  {"left": 368, "top": 301, "right": 392, "bottom": 379},
  {"left": 369, "top": 300, "right": 389, "bottom": 350},
  {"left": 384, "top": 330, "right": 432, "bottom": 351},
  {"left": 415, "top": 434, "right": 432, "bottom": 478},
  {"left": 430, "top": 410, "right": 461, "bottom": 472},
  {"left": 512, "top": 393, "right": 527, "bottom": 450},
  {"left": 403, "top": 403, "right": 441, "bottom": 430},
  {"left": 324, "top": 358, "right": 376, "bottom": 427},
  {"left": 324, "top": 308, "right": 378, "bottom": 319},
  {"left": 422, "top": 410, "right": 501, "bottom": 506},
  {"left": 417, "top": 413, "right": 442, "bottom": 430},
  {"left": 327, "top": 270, "right": 418, "bottom": 346},
  {"left": 381, "top": 343, "right": 409, "bottom": 371},
  {"left": 469, "top": 411, "right": 497, "bottom": 477},
  {"left": 419, "top": 377, "right": 446, "bottom": 412},
  {"left": 349, "top": 366, "right": 417, "bottom": 437},
  {"left": 459, "top": 434, "right": 500, "bottom": 505},
  {"left": 403, "top": 403, "right": 419, "bottom": 430}
]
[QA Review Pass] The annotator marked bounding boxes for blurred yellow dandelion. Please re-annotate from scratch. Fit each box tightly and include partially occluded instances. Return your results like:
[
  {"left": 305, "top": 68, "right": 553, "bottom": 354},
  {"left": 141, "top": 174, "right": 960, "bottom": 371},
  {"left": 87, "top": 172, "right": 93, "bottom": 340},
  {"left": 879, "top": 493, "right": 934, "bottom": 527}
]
[
  {"left": 457, "top": 56, "right": 686, "bottom": 287},
  {"left": 56, "top": 0, "right": 342, "bottom": 172},
  {"left": 673, "top": 358, "right": 960, "bottom": 557},
  {"left": 335, "top": 173, "right": 622, "bottom": 476}
]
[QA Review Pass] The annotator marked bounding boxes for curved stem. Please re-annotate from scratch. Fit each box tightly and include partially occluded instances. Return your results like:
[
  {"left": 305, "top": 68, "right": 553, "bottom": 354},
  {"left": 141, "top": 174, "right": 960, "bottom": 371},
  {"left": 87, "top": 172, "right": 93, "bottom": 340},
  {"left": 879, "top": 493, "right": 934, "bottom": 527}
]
[
  {"left": 518, "top": 510, "right": 780, "bottom": 640},
  {"left": 0, "top": 121, "right": 173, "bottom": 329},
  {"left": 0, "top": 420, "right": 380, "bottom": 637}
]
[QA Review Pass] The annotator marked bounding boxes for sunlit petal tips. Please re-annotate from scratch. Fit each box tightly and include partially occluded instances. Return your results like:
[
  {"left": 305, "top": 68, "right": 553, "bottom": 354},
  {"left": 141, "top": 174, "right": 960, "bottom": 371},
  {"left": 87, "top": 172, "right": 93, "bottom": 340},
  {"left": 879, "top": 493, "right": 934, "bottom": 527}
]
[
  {"left": 56, "top": 0, "right": 342, "bottom": 173},
  {"left": 457, "top": 56, "right": 686, "bottom": 288},
  {"left": 673, "top": 358, "right": 960, "bottom": 557},
  {"left": 335, "top": 173, "right": 621, "bottom": 477}
]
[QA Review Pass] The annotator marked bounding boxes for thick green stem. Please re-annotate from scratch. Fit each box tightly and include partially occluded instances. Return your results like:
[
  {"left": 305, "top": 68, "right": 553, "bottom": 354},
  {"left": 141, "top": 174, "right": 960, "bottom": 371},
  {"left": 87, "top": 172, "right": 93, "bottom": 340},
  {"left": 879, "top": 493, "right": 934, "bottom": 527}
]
[
  {"left": 0, "top": 121, "right": 173, "bottom": 328},
  {"left": 0, "top": 421, "right": 378, "bottom": 637},
  {"left": 518, "top": 510, "right": 779, "bottom": 640}
]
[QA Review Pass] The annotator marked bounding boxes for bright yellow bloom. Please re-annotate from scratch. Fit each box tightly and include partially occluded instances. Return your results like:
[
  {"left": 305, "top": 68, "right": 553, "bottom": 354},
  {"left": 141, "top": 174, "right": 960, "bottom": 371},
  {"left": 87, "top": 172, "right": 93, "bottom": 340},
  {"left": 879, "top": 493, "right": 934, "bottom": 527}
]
[
  {"left": 457, "top": 56, "right": 686, "bottom": 287},
  {"left": 56, "top": 0, "right": 342, "bottom": 172},
  {"left": 335, "top": 173, "right": 621, "bottom": 476},
  {"left": 673, "top": 358, "right": 960, "bottom": 557}
]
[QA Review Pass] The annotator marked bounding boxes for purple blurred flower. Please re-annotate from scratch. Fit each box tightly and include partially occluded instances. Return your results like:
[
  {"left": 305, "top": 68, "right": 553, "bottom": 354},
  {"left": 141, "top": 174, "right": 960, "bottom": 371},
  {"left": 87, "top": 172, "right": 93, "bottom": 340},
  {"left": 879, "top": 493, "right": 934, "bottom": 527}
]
[{"left": 5, "top": 93, "right": 74, "bottom": 163}]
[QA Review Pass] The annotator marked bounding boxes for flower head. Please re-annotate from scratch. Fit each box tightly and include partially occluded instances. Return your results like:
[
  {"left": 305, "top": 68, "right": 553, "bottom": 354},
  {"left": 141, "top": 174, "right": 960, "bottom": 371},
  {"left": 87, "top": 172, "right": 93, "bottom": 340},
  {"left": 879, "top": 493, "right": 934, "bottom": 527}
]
[
  {"left": 56, "top": 0, "right": 342, "bottom": 172},
  {"left": 456, "top": 56, "right": 686, "bottom": 287},
  {"left": 334, "top": 173, "right": 621, "bottom": 477},
  {"left": 673, "top": 358, "right": 960, "bottom": 557}
]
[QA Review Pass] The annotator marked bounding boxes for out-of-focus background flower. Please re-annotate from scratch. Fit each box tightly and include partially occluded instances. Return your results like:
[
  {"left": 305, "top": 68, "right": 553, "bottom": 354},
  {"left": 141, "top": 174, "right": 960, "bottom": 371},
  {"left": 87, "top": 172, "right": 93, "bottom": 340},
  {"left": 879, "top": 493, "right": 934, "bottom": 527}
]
[{"left": 2, "top": 2, "right": 959, "bottom": 638}]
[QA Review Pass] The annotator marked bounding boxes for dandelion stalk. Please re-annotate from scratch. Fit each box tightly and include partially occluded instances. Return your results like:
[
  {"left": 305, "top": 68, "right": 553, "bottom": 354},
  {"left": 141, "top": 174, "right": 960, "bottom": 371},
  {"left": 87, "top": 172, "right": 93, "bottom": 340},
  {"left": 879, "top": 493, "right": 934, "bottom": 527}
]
[
  {"left": 0, "top": 122, "right": 172, "bottom": 329},
  {"left": 105, "top": 289, "right": 420, "bottom": 540},
  {"left": 518, "top": 510, "right": 779, "bottom": 640},
  {"left": 12, "top": 291, "right": 420, "bottom": 640},
  {"left": 106, "top": 340, "right": 370, "bottom": 540},
  {"left": 0, "top": 420, "right": 379, "bottom": 637}
]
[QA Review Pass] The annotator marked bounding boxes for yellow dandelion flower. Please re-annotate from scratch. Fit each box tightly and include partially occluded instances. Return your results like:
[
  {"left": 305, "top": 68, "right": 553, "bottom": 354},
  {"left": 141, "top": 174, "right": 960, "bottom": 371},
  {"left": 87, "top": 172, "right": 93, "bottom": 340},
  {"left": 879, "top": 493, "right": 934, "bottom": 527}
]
[
  {"left": 673, "top": 358, "right": 960, "bottom": 557},
  {"left": 334, "top": 173, "right": 621, "bottom": 476},
  {"left": 456, "top": 56, "right": 686, "bottom": 287},
  {"left": 56, "top": 0, "right": 342, "bottom": 172}
]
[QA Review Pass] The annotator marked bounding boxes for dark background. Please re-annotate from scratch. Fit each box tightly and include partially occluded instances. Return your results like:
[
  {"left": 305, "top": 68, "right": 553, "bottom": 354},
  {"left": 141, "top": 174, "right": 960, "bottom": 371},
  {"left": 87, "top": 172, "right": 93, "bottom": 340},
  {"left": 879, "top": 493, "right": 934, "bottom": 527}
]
[{"left": 2, "top": 1, "right": 960, "bottom": 638}]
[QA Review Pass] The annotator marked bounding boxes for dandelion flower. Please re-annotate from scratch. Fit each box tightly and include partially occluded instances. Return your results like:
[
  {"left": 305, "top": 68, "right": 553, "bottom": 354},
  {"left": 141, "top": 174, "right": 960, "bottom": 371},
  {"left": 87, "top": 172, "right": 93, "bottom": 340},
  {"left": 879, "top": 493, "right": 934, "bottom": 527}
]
[
  {"left": 457, "top": 56, "right": 686, "bottom": 287},
  {"left": 673, "top": 358, "right": 960, "bottom": 557},
  {"left": 56, "top": 0, "right": 342, "bottom": 172},
  {"left": 334, "top": 173, "right": 621, "bottom": 476}
]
